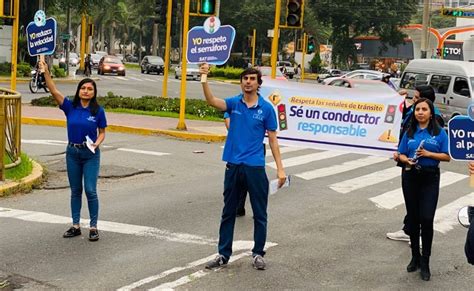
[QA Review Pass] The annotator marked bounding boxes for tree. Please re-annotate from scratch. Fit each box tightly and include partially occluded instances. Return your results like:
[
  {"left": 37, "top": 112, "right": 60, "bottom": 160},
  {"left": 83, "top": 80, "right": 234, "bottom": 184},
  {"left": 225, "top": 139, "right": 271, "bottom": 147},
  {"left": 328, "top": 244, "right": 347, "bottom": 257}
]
[{"left": 311, "top": 0, "right": 417, "bottom": 69}]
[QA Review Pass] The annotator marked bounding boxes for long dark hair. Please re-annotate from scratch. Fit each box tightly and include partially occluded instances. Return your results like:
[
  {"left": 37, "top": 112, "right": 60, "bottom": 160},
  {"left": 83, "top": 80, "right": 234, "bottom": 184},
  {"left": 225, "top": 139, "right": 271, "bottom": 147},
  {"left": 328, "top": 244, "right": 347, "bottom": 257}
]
[
  {"left": 72, "top": 78, "right": 99, "bottom": 116},
  {"left": 407, "top": 98, "right": 440, "bottom": 138}
]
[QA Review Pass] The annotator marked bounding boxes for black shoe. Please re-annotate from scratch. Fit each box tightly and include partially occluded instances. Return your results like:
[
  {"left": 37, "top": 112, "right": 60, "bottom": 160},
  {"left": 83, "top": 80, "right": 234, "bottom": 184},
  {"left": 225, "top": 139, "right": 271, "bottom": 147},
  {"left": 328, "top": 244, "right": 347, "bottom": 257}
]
[
  {"left": 236, "top": 209, "right": 246, "bottom": 217},
  {"left": 63, "top": 226, "right": 81, "bottom": 238},
  {"left": 420, "top": 256, "right": 431, "bottom": 281},
  {"left": 205, "top": 255, "right": 228, "bottom": 269},
  {"left": 407, "top": 256, "right": 420, "bottom": 272},
  {"left": 89, "top": 229, "right": 100, "bottom": 241}
]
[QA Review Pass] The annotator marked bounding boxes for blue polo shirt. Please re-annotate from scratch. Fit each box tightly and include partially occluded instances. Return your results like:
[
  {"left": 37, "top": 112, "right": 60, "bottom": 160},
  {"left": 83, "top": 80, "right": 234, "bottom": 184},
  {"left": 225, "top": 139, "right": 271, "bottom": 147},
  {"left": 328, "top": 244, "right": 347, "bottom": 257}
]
[
  {"left": 223, "top": 93, "right": 277, "bottom": 166},
  {"left": 398, "top": 125, "right": 448, "bottom": 167},
  {"left": 60, "top": 98, "right": 107, "bottom": 144}
]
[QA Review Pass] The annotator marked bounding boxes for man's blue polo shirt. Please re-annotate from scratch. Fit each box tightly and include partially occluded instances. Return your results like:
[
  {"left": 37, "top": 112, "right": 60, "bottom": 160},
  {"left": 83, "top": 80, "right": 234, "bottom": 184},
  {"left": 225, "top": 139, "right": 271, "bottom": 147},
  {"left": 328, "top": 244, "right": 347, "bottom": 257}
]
[
  {"left": 223, "top": 93, "right": 277, "bottom": 166},
  {"left": 398, "top": 125, "right": 448, "bottom": 167},
  {"left": 60, "top": 98, "right": 107, "bottom": 144}
]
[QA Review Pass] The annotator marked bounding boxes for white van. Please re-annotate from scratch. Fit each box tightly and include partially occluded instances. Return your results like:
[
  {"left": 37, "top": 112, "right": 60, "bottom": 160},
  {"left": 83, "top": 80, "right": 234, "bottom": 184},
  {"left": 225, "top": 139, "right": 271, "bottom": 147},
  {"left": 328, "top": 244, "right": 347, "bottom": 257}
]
[{"left": 399, "top": 59, "right": 474, "bottom": 124}]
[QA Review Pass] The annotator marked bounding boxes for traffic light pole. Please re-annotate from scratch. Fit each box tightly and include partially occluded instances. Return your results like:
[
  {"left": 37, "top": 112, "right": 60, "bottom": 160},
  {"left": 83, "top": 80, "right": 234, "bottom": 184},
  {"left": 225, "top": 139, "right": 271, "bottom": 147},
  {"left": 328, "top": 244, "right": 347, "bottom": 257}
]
[
  {"left": 271, "top": 0, "right": 282, "bottom": 79},
  {"left": 80, "top": 13, "right": 87, "bottom": 71},
  {"left": 251, "top": 29, "right": 256, "bottom": 67},
  {"left": 177, "top": 0, "right": 191, "bottom": 130},
  {"left": 162, "top": 0, "right": 173, "bottom": 98},
  {"left": 301, "top": 33, "right": 306, "bottom": 82},
  {"left": 9, "top": 0, "right": 20, "bottom": 90}
]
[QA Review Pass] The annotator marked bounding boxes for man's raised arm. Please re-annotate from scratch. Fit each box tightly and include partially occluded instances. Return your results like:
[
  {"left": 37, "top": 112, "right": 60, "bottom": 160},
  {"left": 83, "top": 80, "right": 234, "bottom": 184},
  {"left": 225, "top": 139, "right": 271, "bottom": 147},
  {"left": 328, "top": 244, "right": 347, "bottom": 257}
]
[{"left": 199, "top": 63, "right": 227, "bottom": 111}]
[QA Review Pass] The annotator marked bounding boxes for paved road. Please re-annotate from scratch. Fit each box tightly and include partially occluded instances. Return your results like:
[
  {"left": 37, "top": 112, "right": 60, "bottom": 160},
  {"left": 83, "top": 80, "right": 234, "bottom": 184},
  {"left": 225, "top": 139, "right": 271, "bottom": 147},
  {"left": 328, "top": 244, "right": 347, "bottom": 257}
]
[
  {"left": 1, "top": 125, "right": 473, "bottom": 289},
  {"left": 13, "top": 68, "right": 242, "bottom": 103}
]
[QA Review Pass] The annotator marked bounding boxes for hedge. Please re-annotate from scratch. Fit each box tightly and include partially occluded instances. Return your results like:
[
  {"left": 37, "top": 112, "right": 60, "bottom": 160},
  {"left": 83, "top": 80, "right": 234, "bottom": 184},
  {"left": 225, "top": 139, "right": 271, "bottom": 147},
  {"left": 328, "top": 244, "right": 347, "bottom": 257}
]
[{"left": 31, "top": 93, "right": 225, "bottom": 119}]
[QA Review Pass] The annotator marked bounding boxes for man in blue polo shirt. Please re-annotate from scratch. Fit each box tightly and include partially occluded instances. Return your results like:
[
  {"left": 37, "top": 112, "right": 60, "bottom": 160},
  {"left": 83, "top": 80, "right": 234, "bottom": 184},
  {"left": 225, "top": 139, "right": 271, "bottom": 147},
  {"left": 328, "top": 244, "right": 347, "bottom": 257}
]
[{"left": 199, "top": 64, "right": 286, "bottom": 270}]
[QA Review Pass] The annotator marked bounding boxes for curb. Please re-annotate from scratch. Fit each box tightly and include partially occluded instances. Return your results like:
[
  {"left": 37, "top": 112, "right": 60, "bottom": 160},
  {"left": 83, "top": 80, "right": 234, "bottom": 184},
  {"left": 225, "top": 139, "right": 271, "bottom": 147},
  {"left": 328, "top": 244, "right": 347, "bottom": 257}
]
[
  {"left": 21, "top": 117, "right": 227, "bottom": 143},
  {"left": 0, "top": 160, "right": 44, "bottom": 197}
]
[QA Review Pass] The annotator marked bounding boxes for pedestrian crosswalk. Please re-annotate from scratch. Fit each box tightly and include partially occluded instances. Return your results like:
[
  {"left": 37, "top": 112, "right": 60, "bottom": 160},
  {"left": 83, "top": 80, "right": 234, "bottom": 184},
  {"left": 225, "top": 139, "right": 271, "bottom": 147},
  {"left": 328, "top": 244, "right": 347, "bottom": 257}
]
[{"left": 268, "top": 146, "right": 471, "bottom": 234}]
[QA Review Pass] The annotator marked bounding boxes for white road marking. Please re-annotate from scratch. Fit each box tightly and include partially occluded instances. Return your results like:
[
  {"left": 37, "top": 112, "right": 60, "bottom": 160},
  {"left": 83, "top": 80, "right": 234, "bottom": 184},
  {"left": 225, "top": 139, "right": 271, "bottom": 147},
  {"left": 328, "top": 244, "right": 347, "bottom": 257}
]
[
  {"left": 0, "top": 207, "right": 214, "bottom": 245},
  {"left": 434, "top": 192, "right": 474, "bottom": 234},
  {"left": 117, "top": 76, "right": 128, "bottom": 81},
  {"left": 128, "top": 76, "right": 143, "bottom": 82},
  {"left": 267, "top": 150, "right": 347, "bottom": 169},
  {"left": 329, "top": 167, "right": 401, "bottom": 194},
  {"left": 295, "top": 156, "right": 388, "bottom": 180},
  {"left": 144, "top": 78, "right": 157, "bottom": 82},
  {"left": 266, "top": 146, "right": 309, "bottom": 157},
  {"left": 21, "top": 139, "right": 67, "bottom": 146},
  {"left": 369, "top": 171, "right": 468, "bottom": 209},
  {"left": 116, "top": 148, "right": 170, "bottom": 156},
  {"left": 22, "top": 139, "right": 112, "bottom": 148},
  {"left": 118, "top": 241, "right": 277, "bottom": 291}
]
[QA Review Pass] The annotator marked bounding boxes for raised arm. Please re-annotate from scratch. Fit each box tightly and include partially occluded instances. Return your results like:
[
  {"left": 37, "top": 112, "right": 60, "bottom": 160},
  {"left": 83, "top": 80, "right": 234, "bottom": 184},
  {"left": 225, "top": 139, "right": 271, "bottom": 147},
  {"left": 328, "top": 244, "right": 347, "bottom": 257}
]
[
  {"left": 199, "top": 63, "right": 226, "bottom": 111},
  {"left": 39, "top": 60, "right": 65, "bottom": 106}
]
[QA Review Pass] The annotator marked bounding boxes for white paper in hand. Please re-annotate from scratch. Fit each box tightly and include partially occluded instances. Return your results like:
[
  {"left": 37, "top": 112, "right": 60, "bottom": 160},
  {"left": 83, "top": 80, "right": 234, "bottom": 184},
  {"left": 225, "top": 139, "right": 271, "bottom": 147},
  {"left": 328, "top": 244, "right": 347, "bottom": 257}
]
[
  {"left": 85, "top": 135, "right": 95, "bottom": 154},
  {"left": 269, "top": 175, "right": 291, "bottom": 195}
]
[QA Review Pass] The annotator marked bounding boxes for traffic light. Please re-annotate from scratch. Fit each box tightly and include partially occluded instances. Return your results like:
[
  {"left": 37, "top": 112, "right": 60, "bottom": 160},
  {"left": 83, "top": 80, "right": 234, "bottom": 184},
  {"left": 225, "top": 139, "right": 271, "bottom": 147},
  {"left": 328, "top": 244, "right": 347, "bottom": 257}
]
[
  {"left": 286, "top": 0, "right": 303, "bottom": 28},
  {"left": 277, "top": 104, "right": 288, "bottom": 131},
  {"left": 154, "top": 0, "right": 167, "bottom": 24},
  {"left": 384, "top": 105, "right": 397, "bottom": 123},
  {"left": 307, "top": 36, "right": 315, "bottom": 54},
  {"left": 154, "top": 0, "right": 161, "bottom": 24},
  {"left": 200, "top": 0, "right": 216, "bottom": 15}
]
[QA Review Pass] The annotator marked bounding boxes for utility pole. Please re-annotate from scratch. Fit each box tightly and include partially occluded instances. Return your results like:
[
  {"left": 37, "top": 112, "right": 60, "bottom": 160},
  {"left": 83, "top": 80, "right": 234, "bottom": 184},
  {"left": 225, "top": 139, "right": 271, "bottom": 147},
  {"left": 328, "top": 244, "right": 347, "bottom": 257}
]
[{"left": 420, "top": 0, "right": 430, "bottom": 59}]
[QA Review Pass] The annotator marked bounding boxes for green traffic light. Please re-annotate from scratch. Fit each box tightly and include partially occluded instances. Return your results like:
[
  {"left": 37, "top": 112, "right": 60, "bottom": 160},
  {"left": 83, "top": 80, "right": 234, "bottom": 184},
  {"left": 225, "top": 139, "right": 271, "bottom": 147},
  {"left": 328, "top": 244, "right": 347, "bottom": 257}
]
[{"left": 200, "top": 0, "right": 215, "bottom": 15}]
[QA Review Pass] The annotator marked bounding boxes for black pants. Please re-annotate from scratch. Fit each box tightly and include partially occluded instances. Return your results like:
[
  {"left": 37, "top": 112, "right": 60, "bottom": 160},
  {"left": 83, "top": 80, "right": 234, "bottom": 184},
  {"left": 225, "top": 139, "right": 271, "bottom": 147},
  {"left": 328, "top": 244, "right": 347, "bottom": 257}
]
[
  {"left": 402, "top": 167, "right": 440, "bottom": 257},
  {"left": 465, "top": 206, "right": 474, "bottom": 265}
]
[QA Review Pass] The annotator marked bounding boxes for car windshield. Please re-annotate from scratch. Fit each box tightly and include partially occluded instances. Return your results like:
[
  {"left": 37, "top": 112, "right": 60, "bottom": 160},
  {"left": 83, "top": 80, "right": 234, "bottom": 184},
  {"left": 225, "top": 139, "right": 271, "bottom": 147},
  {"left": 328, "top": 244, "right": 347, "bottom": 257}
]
[
  {"left": 91, "top": 54, "right": 101, "bottom": 61},
  {"left": 104, "top": 57, "right": 122, "bottom": 64},
  {"left": 148, "top": 57, "right": 164, "bottom": 64},
  {"left": 69, "top": 53, "right": 78, "bottom": 58},
  {"left": 185, "top": 63, "right": 199, "bottom": 69}
]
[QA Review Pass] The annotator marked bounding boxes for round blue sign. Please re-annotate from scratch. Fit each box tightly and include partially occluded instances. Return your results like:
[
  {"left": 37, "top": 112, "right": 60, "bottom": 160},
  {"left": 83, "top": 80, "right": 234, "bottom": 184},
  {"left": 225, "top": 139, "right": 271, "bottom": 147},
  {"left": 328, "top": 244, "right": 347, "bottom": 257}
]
[{"left": 468, "top": 103, "right": 474, "bottom": 121}]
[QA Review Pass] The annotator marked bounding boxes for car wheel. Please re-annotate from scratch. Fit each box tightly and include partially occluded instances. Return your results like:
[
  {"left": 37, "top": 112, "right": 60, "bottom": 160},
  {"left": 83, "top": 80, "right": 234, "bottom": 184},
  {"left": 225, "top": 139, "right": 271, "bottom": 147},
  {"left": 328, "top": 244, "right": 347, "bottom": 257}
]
[
  {"left": 289, "top": 75, "right": 293, "bottom": 79},
  {"left": 141, "top": 68, "right": 144, "bottom": 73},
  {"left": 175, "top": 73, "right": 178, "bottom": 79}
]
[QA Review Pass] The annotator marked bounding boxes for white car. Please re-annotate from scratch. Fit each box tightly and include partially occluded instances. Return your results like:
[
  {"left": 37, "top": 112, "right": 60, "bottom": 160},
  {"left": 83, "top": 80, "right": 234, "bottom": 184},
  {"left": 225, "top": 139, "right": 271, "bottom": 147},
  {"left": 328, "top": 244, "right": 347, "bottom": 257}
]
[
  {"left": 322, "top": 69, "right": 387, "bottom": 85},
  {"left": 175, "top": 63, "right": 200, "bottom": 80}
]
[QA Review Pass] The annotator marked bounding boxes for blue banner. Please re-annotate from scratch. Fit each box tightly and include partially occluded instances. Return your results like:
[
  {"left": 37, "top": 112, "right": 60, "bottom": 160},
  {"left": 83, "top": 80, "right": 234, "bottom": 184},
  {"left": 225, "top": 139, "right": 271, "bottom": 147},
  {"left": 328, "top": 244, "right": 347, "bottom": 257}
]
[
  {"left": 187, "top": 17, "right": 235, "bottom": 65},
  {"left": 26, "top": 17, "right": 57, "bottom": 56},
  {"left": 448, "top": 116, "right": 474, "bottom": 160}
]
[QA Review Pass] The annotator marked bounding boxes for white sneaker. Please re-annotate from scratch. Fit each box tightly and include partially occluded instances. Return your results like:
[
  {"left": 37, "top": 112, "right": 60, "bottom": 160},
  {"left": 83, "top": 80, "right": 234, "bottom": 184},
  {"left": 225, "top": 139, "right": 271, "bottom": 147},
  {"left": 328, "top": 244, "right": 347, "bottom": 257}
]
[{"left": 386, "top": 230, "right": 410, "bottom": 242}]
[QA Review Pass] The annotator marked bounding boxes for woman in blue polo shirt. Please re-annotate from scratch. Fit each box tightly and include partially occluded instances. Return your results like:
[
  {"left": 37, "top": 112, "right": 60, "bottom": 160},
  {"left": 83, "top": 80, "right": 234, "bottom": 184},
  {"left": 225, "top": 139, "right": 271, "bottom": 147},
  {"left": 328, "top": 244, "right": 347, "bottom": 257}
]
[
  {"left": 40, "top": 61, "right": 107, "bottom": 242},
  {"left": 398, "top": 98, "right": 450, "bottom": 281}
]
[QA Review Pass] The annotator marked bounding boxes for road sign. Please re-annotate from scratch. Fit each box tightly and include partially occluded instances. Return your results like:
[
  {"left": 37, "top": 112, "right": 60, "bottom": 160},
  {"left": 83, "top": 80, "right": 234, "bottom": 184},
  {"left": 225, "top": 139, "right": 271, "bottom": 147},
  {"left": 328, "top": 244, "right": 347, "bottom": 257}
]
[
  {"left": 187, "top": 16, "right": 235, "bottom": 65},
  {"left": 26, "top": 10, "right": 57, "bottom": 56},
  {"left": 61, "top": 33, "right": 70, "bottom": 40},
  {"left": 448, "top": 116, "right": 474, "bottom": 161}
]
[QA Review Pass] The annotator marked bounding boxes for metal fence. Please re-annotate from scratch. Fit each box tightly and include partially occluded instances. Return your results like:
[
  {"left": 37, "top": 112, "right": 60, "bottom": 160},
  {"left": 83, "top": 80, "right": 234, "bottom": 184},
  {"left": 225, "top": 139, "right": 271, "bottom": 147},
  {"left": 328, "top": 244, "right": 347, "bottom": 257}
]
[{"left": 0, "top": 87, "right": 21, "bottom": 181}]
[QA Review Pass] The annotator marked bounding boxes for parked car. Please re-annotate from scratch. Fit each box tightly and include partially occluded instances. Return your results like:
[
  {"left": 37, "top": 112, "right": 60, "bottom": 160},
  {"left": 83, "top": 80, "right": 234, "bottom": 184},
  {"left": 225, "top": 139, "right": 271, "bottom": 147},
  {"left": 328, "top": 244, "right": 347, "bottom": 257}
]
[
  {"left": 276, "top": 61, "right": 295, "bottom": 79},
  {"left": 327, "top": 78, "right": 394, "bottom": 93},
  {"left": 97, "top": 55, "right": 126, "bottom": 76},
  {"left": 90, "top": 53, "right": 101, "bottom": 69},
  {"left": 316, "top": 69, "right": 342, "bottom": 83},
  {"left": 69, "top": 52, "right": 79, "bottom": 66},
  {"left": 175, "top": 63, "right": 200, "bottom": 80},
  {"left": 125, "top": 54, "right": 138, "bottom": 62},
  {"left": 140, "top": 56, "right": 165, "bottom": 75},
  {"left": 257, "top": 66, "right": 288, "bottom": 81},
  {"left": 322, "top": 69, "right": 387, "bottom": 85}
]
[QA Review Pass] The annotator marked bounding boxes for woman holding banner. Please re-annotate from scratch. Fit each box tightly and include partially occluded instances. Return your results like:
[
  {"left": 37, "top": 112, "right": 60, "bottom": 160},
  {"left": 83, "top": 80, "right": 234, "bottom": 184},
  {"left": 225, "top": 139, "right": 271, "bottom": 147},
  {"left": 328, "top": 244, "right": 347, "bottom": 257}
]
[{"left": 397, "top": 98, "right": 450, "bottom": 281}]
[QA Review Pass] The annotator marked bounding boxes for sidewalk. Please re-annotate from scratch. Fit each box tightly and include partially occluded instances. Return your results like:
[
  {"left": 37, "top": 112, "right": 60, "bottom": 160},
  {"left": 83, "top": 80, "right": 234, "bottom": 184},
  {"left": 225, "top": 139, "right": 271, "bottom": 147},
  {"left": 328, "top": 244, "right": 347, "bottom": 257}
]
[{"left": 21, "top": 104, "right": 228, "bottom": 142}]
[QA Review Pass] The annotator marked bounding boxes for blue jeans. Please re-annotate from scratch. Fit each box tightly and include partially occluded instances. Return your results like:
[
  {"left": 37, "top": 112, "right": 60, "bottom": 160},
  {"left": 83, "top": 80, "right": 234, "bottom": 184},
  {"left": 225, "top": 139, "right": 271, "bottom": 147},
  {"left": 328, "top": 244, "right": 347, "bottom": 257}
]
[
  {"left": 218, "top": 163, "right": 269, "bottom": 260},
  {"left": 66, "top": 145, "right": 100, "bottom": 228}
]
